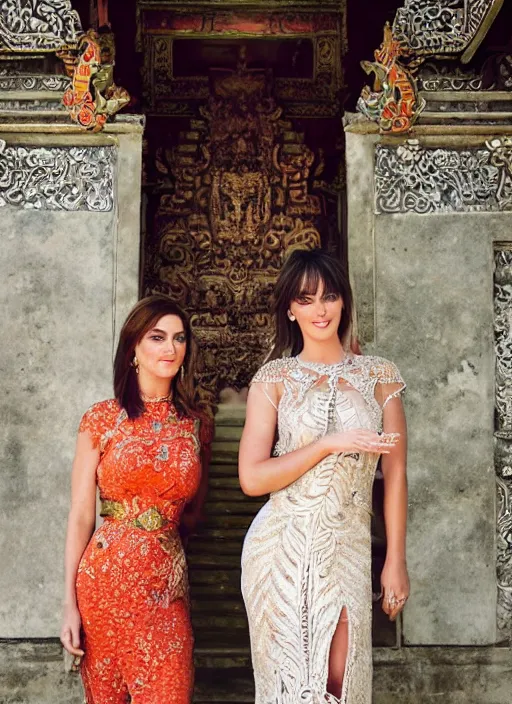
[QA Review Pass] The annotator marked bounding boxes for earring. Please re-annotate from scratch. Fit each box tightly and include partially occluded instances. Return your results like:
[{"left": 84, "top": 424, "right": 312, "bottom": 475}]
[
  {"left": 132, "top": 356, "right": 139, "bottom": 374},
  {"left": 180, "top": 365, "right": 185, "bottom": 381},
  {"left": 287, "top": 310, "right": 296, "bottom": 322}
]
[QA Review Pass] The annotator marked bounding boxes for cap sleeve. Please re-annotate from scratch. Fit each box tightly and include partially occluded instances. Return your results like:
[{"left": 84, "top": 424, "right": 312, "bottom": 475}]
[
  {"left": 78, "top": 400, "right": 119, "bottom": 451},
  {"left": 250, "top": 359, "right": 286, "bottom": 412},
  {"left": 371, "top": 358, "right": 406, "bottom": 409},
  {"left": 250, "top": 358, "right": 285, "bottom": 385}
]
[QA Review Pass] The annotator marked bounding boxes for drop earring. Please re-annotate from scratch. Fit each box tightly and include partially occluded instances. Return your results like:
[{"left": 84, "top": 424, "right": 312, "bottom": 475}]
[
  {"left": 180, "top": 365, "right": 185, "bottom": 381},
  {"left": 132, "top": 356, "right": 139, "bottom": 374}
]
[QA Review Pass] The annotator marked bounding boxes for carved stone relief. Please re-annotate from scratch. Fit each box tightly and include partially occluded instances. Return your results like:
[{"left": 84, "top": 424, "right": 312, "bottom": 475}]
[
  {"left": 0, "top": 71, "right": 70, "bottom": 91},
  {"left": 393, "top": 0, "right": 503, "bottom": 60},
  {"left": 375, "top": 139, "right": 512, "bottom": 214},
  {"left": 0, "top": 141, "right": 115, "bottom": 211},
  {"left": 494, "top": 247, "right": 512, "bottom": 637},
  {"left": 0, "top": 0, "right": 82, "bottom": 52},
  {"left": 144, "top": 63, "right": 323, "bottom": 400}
]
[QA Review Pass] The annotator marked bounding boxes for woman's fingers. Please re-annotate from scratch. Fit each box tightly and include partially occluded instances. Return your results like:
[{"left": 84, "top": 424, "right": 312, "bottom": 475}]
[
  {"left": 60, "top": 626, "right": 84, "bottom": 657},
  {"left": 381, "top": 588, "right": 408, "bottom": 621}
]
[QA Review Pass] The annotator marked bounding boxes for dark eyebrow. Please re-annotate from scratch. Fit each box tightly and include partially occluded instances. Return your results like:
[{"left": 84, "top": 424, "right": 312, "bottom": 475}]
[{"left": 148, "top": 327, "right": 186, "bottom": 336}]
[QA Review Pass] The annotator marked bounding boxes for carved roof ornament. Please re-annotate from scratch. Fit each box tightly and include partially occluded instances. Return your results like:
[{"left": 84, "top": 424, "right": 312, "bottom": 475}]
[
  {"left": 358, "top": 0, "right": 504, "bottom": 133},
  {"left": 357, "top": 22, "right": 425, "bottom": 134},
  {"left": 0, "top": 0, "right": 82, "bottom": 53},
  {"left": 62, "top": 29, "right": 130, "bottom": 132}
]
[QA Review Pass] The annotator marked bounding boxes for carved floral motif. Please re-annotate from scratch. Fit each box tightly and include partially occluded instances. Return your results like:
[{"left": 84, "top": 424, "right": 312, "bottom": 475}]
[
  {"left": 0, "top": 140, "right": 115, "bottom": 211},
  {"left": 494, "top": 248, "right": 512, "bottom": 636},
  {"left": 0, "top": 0, "right": 82, "bottom": 52},
  {"left": 375, "top": 139, "right": 512, "bottom": 214},
  {"left": 393, "top": 0, "right": 503, "bottom": 59}
]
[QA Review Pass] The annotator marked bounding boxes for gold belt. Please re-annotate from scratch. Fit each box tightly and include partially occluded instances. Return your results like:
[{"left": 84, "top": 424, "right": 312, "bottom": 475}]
[{"left": 100, "top": 499, "right": 171, "bottom": 532}]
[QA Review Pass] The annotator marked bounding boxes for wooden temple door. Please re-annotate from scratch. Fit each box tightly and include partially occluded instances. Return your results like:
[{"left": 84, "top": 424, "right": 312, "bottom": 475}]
[{"left": 138, "top": 3, "right": 347, "bottom": 401}]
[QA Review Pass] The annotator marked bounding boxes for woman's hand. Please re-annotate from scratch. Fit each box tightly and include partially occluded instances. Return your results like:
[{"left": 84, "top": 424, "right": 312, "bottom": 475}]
[
  {"left": 323, "top": 429, "right": 399, "bottom": 456},
  {"left": 60, "top": 603, "right": 85, "bottom": 659},
  {"left": 380, "top": 558, "right": 410, "bottom": 621}
]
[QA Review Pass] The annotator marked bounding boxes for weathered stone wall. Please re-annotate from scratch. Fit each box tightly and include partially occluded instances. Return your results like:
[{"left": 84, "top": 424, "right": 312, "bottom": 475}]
[
  {"left": 345, "top": 121, "right": 512, "bottom": 647},
  {"left": 0, "top": 118, "right": 143, "bottom": 638}
]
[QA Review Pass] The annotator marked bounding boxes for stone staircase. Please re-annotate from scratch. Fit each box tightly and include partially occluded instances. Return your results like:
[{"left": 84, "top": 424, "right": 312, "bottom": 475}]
[{"left": 188, "top": 404, "right": 259, "bottom": 702}]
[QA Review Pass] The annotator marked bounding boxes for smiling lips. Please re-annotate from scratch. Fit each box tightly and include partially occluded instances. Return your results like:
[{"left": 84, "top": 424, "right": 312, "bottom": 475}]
[{"left": 312, "top": 320, "right": 330, "bottom": 328}]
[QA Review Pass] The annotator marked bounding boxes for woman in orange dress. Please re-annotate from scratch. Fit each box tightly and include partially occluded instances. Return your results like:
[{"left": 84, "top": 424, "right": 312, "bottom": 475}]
[{"left": 60, "top": 295, "right": 211, "bottom": 704}]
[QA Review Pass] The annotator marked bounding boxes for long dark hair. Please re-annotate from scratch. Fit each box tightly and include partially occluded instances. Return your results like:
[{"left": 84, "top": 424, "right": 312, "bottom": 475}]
[
  {"left": 114, "top": 295, "right": 205, "bottom": 420},
  {"left": 270, "top": 249, "right": 353, "bottom": 359}
]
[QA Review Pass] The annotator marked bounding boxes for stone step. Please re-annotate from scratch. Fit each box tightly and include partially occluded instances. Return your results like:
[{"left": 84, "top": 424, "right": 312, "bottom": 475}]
[
  {"left": 189, "top": 568, "right": 241, "bottom": 586},
  {"left": 206, "top": 488, "right": 262, "bottom": 504},
  {"left": 202, "top": 513, "right": 254, "bottom": 529},
  {"left": 193, "top": 667, "right": 254, "bottom": 702},
  {"left": 194, "top": 649, "right": 251, "bottom": 670},
  {"left": 209, "top": 476, "right": 244, "bottom": 489},
  {"left": 188, "top": 552, "right": 242, "bottom": 568},
  {"left": 209, "top": 462, "right": 239, "bottom": 476},
  {"left": 190, "top": 582, "right": 241, "bottom": 598},
  {"left": 211, "top": 441, "right": 240, "bottom": 461},
  {"left": 191, "top": 527, "right": 248, "bottom": 541},
  {"left": 192, "top": 613, "right": 249, "bottom": 630},
  {"left": 188, "top": 537, "right": 244, "bottom": 556},
  {"left": 213, "top": 424, "right": 244, "bottom": 442},
  {"left": 191, "top": 598, "right": 246, "bottom": 614},
  {"left": 203, "top": 500, "right": 263, "bottom": 516},
  {"left": 215, "top": 404, "right": 246, "bottom": 427}
]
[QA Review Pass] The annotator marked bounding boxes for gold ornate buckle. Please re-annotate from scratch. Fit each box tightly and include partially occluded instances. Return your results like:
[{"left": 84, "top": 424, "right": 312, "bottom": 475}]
[
  {"left": 133, "top": 507, "right": 164, "bottom": 532},
  {"left": 100, "top": 499, "right": 126, "bottom": 520}
]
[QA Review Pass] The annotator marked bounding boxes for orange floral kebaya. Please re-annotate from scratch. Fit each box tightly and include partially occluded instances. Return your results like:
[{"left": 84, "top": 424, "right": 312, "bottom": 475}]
[{"left": 76, "top": 398, "right": 204, "bottom": 704}]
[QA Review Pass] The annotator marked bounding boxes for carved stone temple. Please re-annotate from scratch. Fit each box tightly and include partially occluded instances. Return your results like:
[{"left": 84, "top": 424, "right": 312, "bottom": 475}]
[{"left": 0, "top": 1, "right": 511, "bottom": 702}]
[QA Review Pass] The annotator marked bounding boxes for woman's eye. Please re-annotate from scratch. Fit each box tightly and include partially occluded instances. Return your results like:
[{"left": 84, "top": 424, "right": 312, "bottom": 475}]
[
  {"left": 150, "top": 335, "right": 164, "bottom": 341},
  {"left": 324, "top": 293, "right": 339, "bottom": 302},
  {"left": 296, "top": 296, "right": 311, "bottom": 305},
  {"left": 175, "top": 335, "right": 186, "bottom": 343}
]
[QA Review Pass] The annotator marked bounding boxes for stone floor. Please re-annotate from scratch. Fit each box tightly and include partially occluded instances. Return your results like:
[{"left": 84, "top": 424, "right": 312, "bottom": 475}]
[{"left": 1, "top": 640, "right": 511, "bottom": 703}]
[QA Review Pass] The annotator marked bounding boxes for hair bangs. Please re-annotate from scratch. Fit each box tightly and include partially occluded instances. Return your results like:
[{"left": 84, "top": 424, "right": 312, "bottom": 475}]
[{"left": 295, "top": 261, "right": 342, "bottom": 299}]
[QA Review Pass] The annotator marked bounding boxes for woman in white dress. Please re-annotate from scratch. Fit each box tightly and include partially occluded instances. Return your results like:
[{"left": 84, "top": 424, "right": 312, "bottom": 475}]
[{"left": 239, "top": 249, "right": 409, "bottom": 704}]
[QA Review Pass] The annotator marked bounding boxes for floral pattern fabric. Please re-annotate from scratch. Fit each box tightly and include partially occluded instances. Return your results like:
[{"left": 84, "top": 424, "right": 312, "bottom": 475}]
[{"left": 76, "top": 399, "right": 202, "bottom": 704}]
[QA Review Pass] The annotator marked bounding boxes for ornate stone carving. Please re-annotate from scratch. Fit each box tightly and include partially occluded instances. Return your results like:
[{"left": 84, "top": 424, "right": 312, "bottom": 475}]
[
  {"left": 63, "top": 30, "right": 130, "bottom": 132},
  {"left": 374, "top": 139, "right": 512, "bottom": 214},
  {"left": 494, "top": 248, "right": 512, "bottom": 636},
  {"left": 418, "top": 62, "right": 483, "bottom": 91},
  {"left": 0, "top": 141, "right": 115, "bottom": 211},
  {"left": 145, "top": 59, "right": 323, "bottom": 400},
  {"left": 393, "top": 0, "right": 504, "bottom": 61},
  {"left": 358, "top": 22, "right": 424, "bottom": 134},
  {"left": 0, "top": 0, "right": 82, "bottom": 53},
  {"left": 0, "top": 72, "right": 70, "bottom": 91}
]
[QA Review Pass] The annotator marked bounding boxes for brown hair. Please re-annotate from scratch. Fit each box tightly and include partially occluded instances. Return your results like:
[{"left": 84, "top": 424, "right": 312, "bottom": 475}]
[
  {"left": 113, "top": 295, "right": 205, "bottom": 420},
  {"left": 270, "top": 248, "right": 353, "bottom": 359}
]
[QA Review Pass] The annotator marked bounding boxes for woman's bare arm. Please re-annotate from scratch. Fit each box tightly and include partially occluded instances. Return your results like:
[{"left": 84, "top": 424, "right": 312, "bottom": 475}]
[{"left": 61, "top": 431, "right": 99, "bottom": 655}]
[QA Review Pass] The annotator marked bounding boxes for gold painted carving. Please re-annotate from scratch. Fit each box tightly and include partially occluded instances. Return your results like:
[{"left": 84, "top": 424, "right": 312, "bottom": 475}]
[{"left": 146, "top": 56, "right": 323, "bottom": 399}]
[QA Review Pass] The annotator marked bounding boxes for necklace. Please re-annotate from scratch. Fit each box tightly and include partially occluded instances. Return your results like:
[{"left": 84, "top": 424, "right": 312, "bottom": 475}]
[{"left": 140, "top": 392, "right": 171, "bottom": 403}]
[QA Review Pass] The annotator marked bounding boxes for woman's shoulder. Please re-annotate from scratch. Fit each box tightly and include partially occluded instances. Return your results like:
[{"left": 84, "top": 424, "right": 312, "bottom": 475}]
[
  {"left": 251, "top": 357, "right": 296, "bottom": 384},
  {"left": 79, "top": 398, "right": 121, "bottom": 434},
  {"left": 357, "top": 354, "right": 404, "bottom": 384}
]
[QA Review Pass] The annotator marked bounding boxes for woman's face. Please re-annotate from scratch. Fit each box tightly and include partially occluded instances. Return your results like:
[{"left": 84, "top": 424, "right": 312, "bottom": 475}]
[
  {"left": 289, "top": 280, "right": 343, "bottom": 344},
  {"left": 134, "top": 314, "right": 187, "bottom": 381}
]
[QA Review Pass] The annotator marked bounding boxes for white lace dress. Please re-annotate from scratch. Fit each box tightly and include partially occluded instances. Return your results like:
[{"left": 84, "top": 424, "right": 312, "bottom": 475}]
[{"left": 241, "top": 355, "right": 405, "bottom": 704}]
